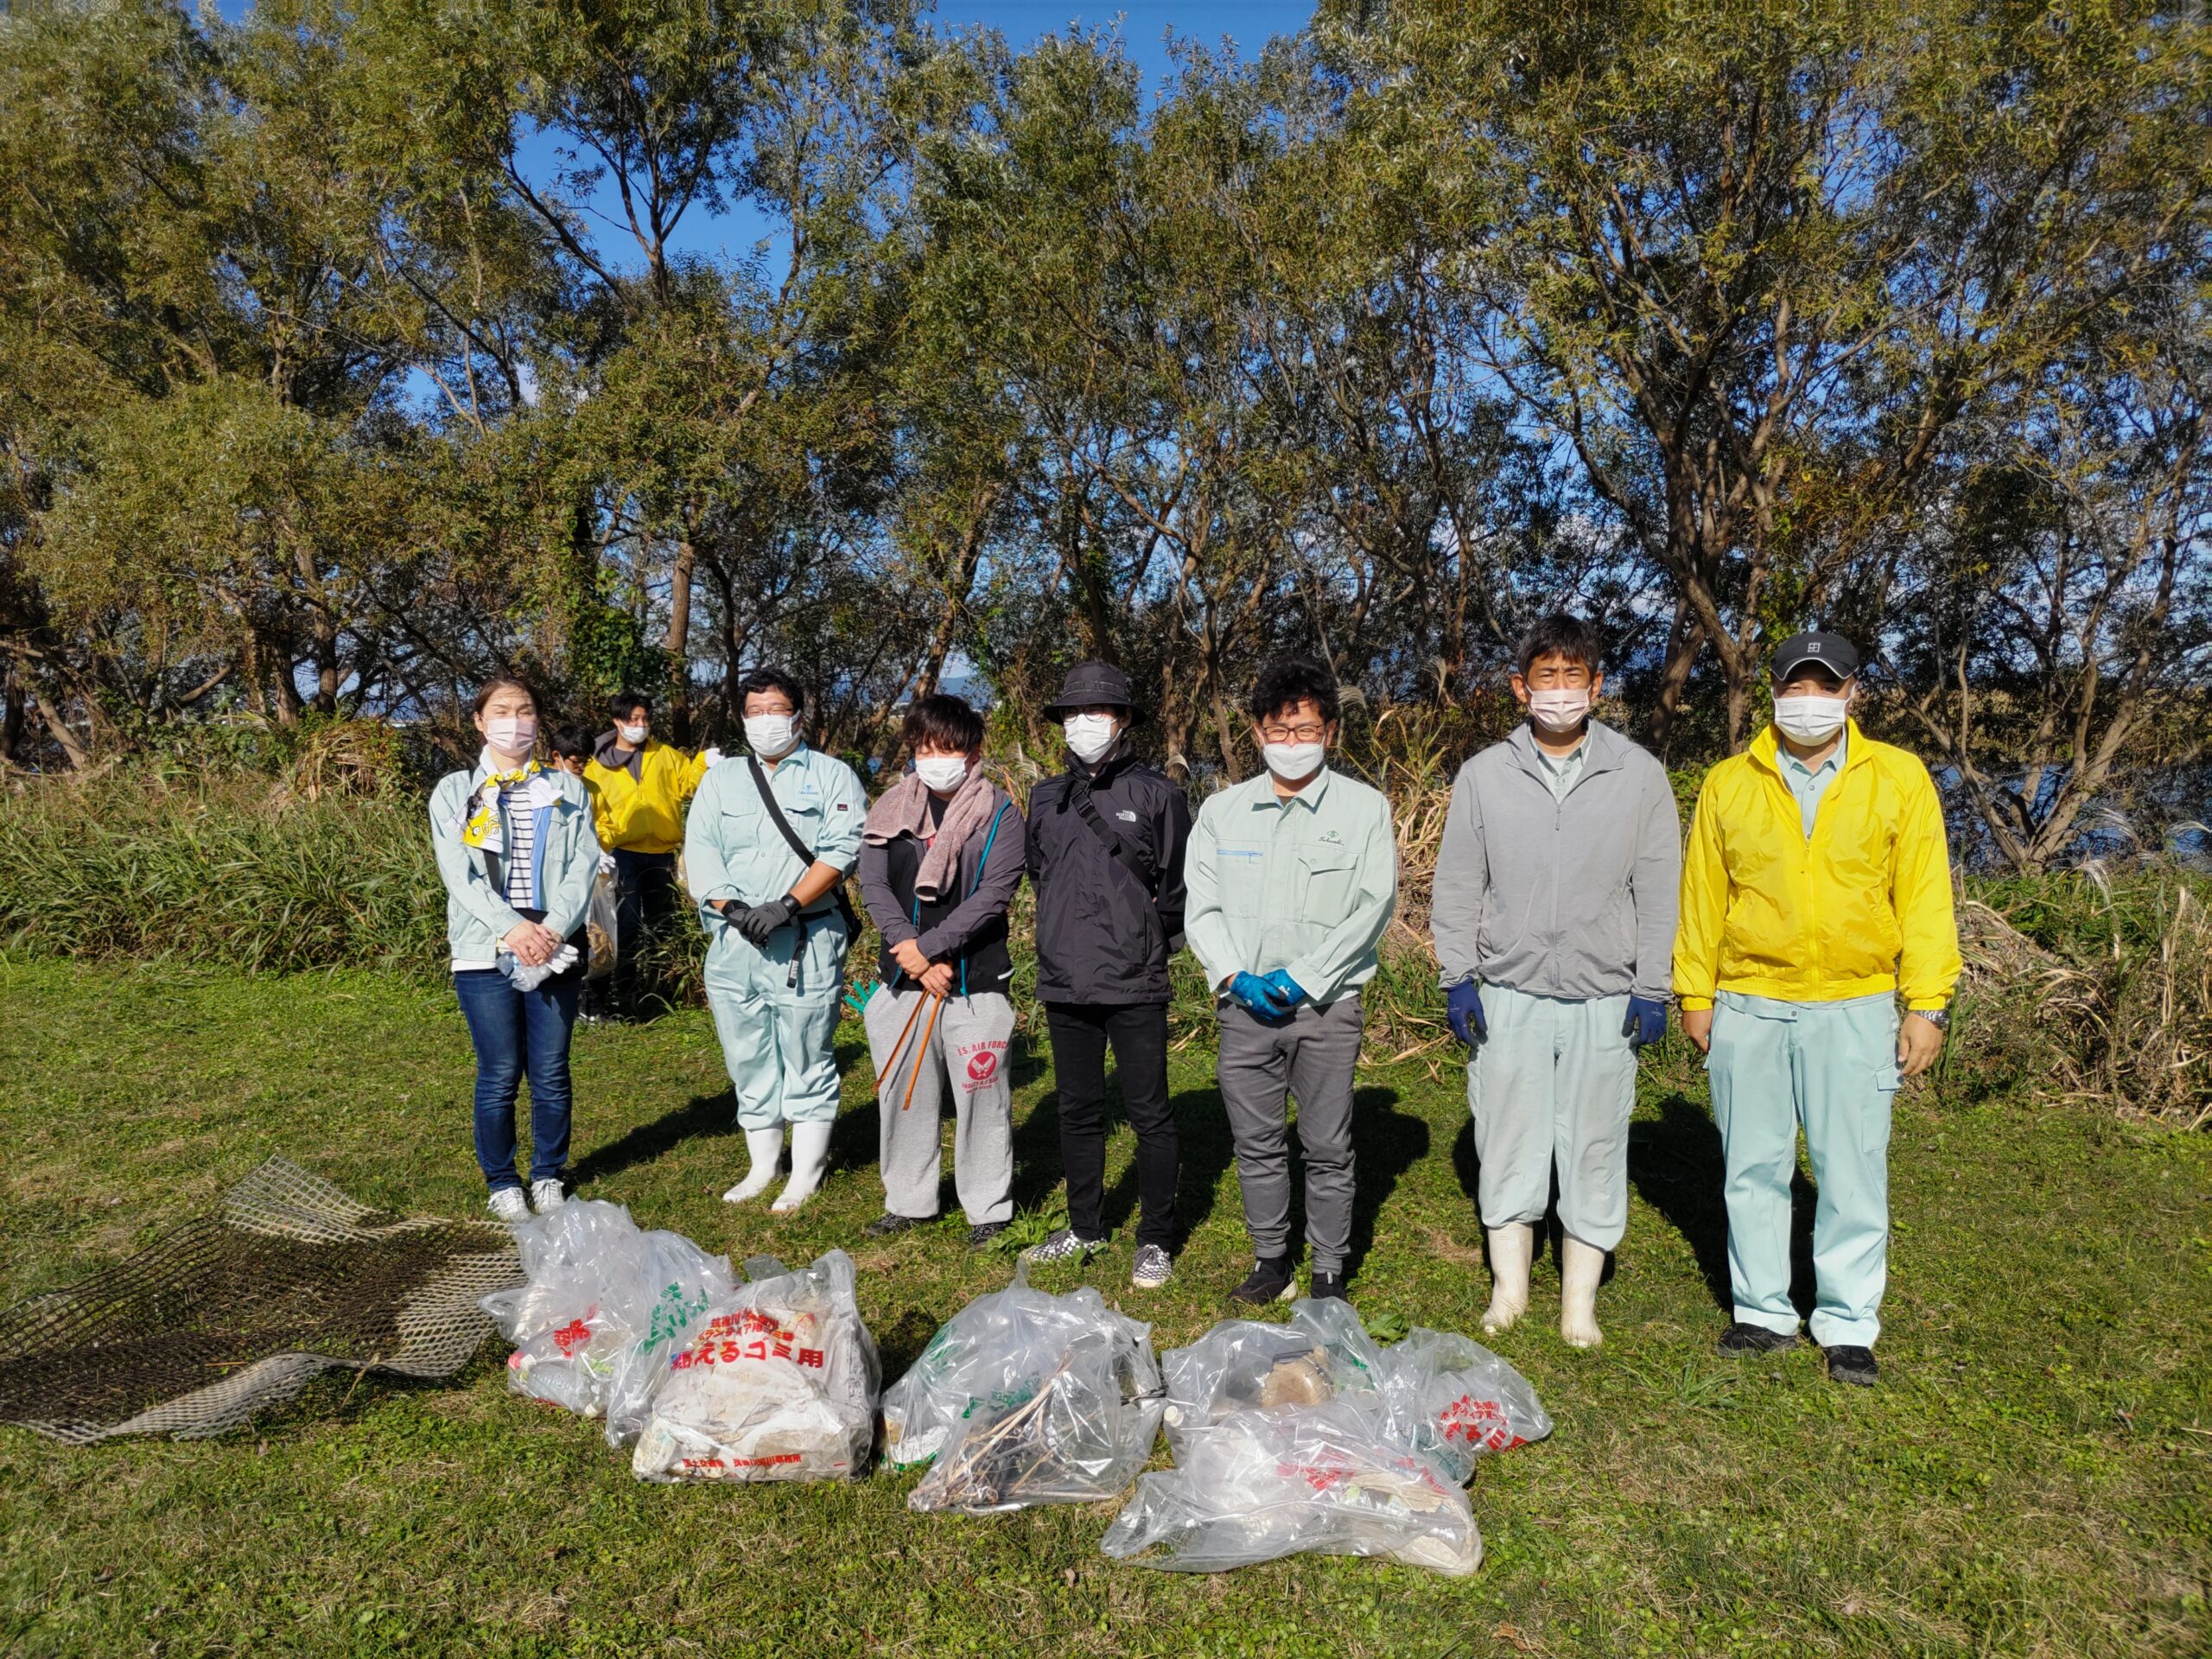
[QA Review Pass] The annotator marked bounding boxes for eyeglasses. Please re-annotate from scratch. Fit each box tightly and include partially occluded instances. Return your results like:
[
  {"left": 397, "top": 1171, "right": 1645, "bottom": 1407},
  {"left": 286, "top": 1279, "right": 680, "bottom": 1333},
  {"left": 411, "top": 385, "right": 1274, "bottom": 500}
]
[{"left": 1259, "top": 722, "right": 1330, "bottom": 744}]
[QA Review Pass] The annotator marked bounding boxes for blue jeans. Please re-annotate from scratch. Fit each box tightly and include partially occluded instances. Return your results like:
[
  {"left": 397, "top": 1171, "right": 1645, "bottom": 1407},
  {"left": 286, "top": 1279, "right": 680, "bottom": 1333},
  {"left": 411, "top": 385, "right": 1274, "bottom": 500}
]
[{"left": 454, "top": 963, "right": 581, "bottom": 1190}]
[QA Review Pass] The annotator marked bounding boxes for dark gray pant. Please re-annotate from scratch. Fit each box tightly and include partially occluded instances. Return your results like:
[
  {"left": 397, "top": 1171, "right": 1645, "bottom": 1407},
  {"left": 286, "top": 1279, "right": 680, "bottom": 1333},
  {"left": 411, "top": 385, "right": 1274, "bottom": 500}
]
[{"left": 1216, "top": 995, "right": 1363, "bottom": 1274}]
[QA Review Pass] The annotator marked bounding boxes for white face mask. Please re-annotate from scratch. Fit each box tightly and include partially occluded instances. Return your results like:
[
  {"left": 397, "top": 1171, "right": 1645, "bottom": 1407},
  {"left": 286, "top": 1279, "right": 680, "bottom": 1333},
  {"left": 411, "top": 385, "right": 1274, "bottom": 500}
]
[
  {"left": 914, "top": 753, "right": 969, "bottom": 793},
  {"left": 484, "top": 717, "right": 536, "bottom": 758},
  {"left": 618, "top": 722, "right": 648, "bottom": 746},
  {"left": 1064, "top": 714, "right": 1119, "bottom": 765},
  {"left": 1526, "top": 688, "right": 1592, "bottom": 734},
  {"left": 744, "top": 713, "right": 799, "bottom": 758},
  {"left": 1772, "top": 694, "right": 1849, "bottom": 744},
  {"left": 1262, "top": 741, "right": 1326, "bottom": 783}
]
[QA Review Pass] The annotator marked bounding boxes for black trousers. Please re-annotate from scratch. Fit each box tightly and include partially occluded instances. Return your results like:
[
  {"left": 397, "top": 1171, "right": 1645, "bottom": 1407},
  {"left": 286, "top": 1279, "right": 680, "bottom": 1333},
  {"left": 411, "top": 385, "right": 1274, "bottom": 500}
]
[
  {"left": 606, "top": 849, "right": 677, "bottom": 1013},
  {"left": 1044, "top": 1001, "right": 1177, "bottom": 1250}
]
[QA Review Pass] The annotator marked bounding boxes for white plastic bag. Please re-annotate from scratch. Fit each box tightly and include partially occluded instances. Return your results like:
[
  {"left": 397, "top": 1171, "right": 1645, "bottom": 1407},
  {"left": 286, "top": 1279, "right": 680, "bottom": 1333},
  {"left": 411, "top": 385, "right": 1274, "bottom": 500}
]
[
  {"left": 1101, "top": 1401, "right": 1482, "bottom": 1577},
  {"left": 885, "top": 1263, "right": 1164, "bottom": 1514},
  {"left": 630, "top": 1250, "right": 880, "bottom": 1483},
  {"left": 1373, "top": 1326, "right": 1553, "bottom": 1483},
  {"left": 601, "top": 1230, "right": 739, "bottom": 1447},
  {"left": 479, "top": 1200, "right": 658, "bottom": 1418}
]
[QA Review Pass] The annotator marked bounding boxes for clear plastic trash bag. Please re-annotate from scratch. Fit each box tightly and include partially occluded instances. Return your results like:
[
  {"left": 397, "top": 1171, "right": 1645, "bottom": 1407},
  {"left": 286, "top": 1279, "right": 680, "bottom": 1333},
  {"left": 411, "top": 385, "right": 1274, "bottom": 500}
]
[
  {"left": 478, "top": 1200, "right": 660, "bottom": 1419},
  {"left": 1373, "top": 1325, "right": 1553, "bottom": 1484},
  {"left": 630, "top": 1250, "right": 880, "bottom": 1483},
  {"left": 584, "top": 870, "right": 619, "bottom": 980},
  {"left": 885, "top": 1263, "right": 1164, "bottom": 1514},
  {"left": 601, "top": 1230, "right": 738, "bottom": 1447},
  {"left": 1100, "top": 1400, "right": 1483, "bottom": 1577},
  {"left": 1158, "top": 1296, "right": 1390, "bottom": 1452},
  {"left": 1159, "top": 1299, "right": 1548, "bottom": 1482}
]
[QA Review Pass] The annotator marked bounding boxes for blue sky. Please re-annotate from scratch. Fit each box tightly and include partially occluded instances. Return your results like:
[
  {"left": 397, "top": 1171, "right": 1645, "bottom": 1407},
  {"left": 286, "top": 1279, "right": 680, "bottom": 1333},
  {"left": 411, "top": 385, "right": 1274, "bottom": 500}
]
[{"left": 213, "top": 2, "right": 1309, "bottom": 267}]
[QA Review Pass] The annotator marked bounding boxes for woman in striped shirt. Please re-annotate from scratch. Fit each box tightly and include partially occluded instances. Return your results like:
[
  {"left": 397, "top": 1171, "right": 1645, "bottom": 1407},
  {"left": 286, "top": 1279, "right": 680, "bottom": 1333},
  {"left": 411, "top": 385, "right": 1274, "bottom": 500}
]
[{"left": 428, "top": 678, "right": 603, "bottom": 1223}]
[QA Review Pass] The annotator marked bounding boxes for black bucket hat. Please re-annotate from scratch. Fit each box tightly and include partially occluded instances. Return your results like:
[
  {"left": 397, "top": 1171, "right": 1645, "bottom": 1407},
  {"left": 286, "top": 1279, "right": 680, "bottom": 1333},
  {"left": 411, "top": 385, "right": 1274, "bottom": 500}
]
[{"left": 1042, "top": 660, "right": 1142, "bottom": 720}]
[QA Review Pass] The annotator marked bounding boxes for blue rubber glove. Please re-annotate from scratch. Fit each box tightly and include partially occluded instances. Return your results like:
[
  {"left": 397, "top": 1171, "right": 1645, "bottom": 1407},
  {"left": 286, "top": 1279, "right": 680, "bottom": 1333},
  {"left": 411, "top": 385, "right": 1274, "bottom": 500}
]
[
  {"left": 1624, "top": 995, "right": 1668, "bottom": 1049},
  {"left": 1446, "top": 979, "right": 1486, "bottom": 1045},
  {"left": 1228, "top": 971, "right": 1294, "bottom": 1024},
  {"left": 1260, "top": 969, "right": 1306, "bottom": 1011}
]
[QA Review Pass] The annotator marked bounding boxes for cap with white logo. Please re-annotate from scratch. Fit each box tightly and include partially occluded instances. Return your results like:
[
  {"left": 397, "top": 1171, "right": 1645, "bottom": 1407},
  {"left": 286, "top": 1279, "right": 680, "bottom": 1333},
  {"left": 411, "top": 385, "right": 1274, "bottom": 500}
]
[{"left": 1769, "top": 630, "right": 1860, "bottom": 682}]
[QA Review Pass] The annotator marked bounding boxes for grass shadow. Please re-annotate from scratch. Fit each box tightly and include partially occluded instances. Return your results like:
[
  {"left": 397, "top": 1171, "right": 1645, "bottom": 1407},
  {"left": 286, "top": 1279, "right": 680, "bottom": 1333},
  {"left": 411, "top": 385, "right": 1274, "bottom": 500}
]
[
  {"left": 1341, "top": 1086, "right": 1427, "bottom": 1281},
  {"left": 1088, "top": 1080, "right": 1240, "bottom": 1250},
  {"left": 1007, "top": 1030, "right": 1065, "bottom": 1216},
  {"left": 828, "top": 1037, "right": 880, "bottom": 1180},
  {"left": 1628, "top": 1090, "right": 1818, "bottom": 1321},
  {"left": 874, "top": 1306, "right": 944, "bottom": 1379},
  {"left": 569, "top": 1088, "right": 738, "bottom": 1189}
]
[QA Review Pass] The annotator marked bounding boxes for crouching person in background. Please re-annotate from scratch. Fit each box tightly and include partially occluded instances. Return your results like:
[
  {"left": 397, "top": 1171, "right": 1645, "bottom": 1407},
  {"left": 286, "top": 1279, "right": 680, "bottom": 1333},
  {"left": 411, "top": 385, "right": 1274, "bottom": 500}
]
[
  {"left": 857, "top": 693, "right": 1027, "bottom": 1250},
  {"left": 429, "top": 677, "right": 601, "bottom": 1223},
  {"left": 688, "top": 668, "right": 868, "bottom": 1213},
  {"left": 1430, "top": 614, "right": 1681, "bottom": 1349}
]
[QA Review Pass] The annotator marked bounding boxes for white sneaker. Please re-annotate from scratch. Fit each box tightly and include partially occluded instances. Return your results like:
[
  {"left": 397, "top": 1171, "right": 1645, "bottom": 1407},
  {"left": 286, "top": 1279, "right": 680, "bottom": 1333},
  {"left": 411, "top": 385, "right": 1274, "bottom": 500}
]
[
  {"left": 530, "top": 1179, "right": 566, "bottom": 1213},
  {"left": 486, "top": 1187, "right": 530, "bottom": 1224}
]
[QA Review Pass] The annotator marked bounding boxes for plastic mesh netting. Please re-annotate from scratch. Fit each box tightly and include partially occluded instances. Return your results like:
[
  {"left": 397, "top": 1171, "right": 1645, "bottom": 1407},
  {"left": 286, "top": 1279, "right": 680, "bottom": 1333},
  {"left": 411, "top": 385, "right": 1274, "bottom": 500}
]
[{"left": 0, "top": 1159, "right": 524, "bottom": 1444}]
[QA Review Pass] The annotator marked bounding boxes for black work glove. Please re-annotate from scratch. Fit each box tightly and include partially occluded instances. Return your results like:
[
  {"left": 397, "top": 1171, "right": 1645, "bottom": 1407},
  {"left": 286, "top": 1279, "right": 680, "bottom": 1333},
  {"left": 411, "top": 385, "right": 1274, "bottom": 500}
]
[{"left": 736, "top": 894, "right": 798, "bottom": 947}]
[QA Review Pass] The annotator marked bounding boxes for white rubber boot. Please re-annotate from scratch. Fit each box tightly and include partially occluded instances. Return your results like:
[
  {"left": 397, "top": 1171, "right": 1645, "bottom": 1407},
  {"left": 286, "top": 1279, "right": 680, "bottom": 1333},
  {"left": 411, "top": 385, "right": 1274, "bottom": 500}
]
[
  {"left": 772, "top": 1121, "right": 835, "bottom": 1212},
  {"left": 721, "top": 1127, "right": 785, "bottom": 1204},
  {"left": 1560, "top": 1235, "right": 1606, "bottom": 1350},
  {"left": 1480, "top": 1223, "right": 1534, "bottom": 1335}
]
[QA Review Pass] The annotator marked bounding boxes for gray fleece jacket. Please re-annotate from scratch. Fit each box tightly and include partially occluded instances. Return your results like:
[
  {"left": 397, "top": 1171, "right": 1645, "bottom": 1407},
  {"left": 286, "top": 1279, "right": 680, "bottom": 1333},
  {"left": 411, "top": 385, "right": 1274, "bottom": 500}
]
[{"left": 1429, "top": 719, "right": 1681, "bottom": 1002}]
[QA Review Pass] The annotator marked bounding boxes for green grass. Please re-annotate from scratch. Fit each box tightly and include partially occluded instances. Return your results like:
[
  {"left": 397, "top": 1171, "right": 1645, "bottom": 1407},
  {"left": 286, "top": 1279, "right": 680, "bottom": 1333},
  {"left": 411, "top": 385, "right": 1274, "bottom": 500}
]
[{"left": 0, "top": 958, "right": 2207, "bottom": 1657}]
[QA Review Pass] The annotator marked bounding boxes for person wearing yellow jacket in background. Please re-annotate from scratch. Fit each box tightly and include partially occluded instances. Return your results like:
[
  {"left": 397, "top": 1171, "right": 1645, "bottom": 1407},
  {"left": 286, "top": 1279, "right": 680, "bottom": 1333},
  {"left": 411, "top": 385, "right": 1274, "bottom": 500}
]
[
  {"left": 1675, "top": 632, "right": 1961, "bottom": 1389},
  {"left": 582, "top": 690, "right": 718, "bottom": 1017}
]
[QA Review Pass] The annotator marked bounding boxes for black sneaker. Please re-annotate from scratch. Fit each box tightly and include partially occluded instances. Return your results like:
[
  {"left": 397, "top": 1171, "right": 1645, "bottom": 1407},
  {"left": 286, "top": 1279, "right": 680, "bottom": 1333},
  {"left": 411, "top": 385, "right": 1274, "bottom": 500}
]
[
  {"left": 1308, "top": 1271, "right": 1349, "bottom": 1302},
  {"left": 967, "top": 1220, "right": 1010, "bottom": 1251},
  {"left": 1822, "top": 1344, "right": 1879, "bottom": 1387},
  {"left": 1716, "top": 1321, "right": 1800, "bottom": 1357},
  {"left": 865, "top": 1212, "right": 928, "bottom": 1238},
  {"left": 1230, "top": 1256, "right": 1297, "bottom": 1305}
]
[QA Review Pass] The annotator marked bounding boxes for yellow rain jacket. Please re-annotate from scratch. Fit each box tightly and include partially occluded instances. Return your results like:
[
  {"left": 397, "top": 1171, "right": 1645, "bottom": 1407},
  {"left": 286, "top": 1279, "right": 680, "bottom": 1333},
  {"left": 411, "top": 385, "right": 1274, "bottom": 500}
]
[
  {"left": 583, "top": 739, "right": 709, "bottom": 856},
  {"left": 1674, "top": 721, "right": 1961, "bottom": 1012}
]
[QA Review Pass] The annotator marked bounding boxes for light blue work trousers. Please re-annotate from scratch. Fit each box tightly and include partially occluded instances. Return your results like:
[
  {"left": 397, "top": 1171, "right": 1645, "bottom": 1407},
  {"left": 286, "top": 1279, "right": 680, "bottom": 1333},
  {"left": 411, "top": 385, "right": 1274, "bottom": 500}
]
[
  {"left": 1466, "top": 984, "right": 1637, "bottom": 1252},
  {"left": 1708, "top": 991, "right": 1902, "bottom": 1348},
  {"left": 702, "top": 911, "right": 850, "bottom": 1131}
]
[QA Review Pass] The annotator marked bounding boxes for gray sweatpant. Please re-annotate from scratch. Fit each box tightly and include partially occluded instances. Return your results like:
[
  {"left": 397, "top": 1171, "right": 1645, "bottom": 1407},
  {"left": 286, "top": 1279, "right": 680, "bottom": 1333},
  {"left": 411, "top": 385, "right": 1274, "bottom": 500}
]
[
  {"left": 1216, "top": 995, "right": 1363, "bottom": 1274},
  {"left": 864, "top": 984, "right": 1015, "bottom": 1225}
]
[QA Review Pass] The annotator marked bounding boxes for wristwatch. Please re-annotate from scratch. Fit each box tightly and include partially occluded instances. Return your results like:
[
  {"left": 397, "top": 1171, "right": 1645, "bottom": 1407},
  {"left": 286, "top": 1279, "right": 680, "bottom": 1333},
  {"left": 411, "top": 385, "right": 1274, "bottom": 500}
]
[{"left": 1913, "top": 1007, "right": 1950, "bottom": 1031}]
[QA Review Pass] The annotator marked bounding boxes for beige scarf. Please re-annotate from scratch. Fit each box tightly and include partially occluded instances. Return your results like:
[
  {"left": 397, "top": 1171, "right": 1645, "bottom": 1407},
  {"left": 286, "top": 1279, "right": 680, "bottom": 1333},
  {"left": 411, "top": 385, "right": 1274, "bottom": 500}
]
[{"left": 862, "top": 766, "right": 998, "bottom": 900}]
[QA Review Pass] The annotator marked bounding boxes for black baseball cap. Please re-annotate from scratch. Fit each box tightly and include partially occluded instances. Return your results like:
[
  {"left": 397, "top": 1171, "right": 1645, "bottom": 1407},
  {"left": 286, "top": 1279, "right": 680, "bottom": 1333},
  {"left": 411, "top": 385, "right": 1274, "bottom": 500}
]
[{"left": 1769, "top": 631, "right": 1860, "bottom": 682}]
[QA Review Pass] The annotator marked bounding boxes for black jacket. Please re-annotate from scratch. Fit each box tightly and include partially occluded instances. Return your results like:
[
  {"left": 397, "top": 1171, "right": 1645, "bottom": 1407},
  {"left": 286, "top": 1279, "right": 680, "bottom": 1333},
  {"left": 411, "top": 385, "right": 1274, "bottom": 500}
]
[
  {"left": 1026, "top": 749, "right": 1192, "bottom": 1006},
  {"left": 858, "top": 785, "right": 1026, "bottom": 997}
]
